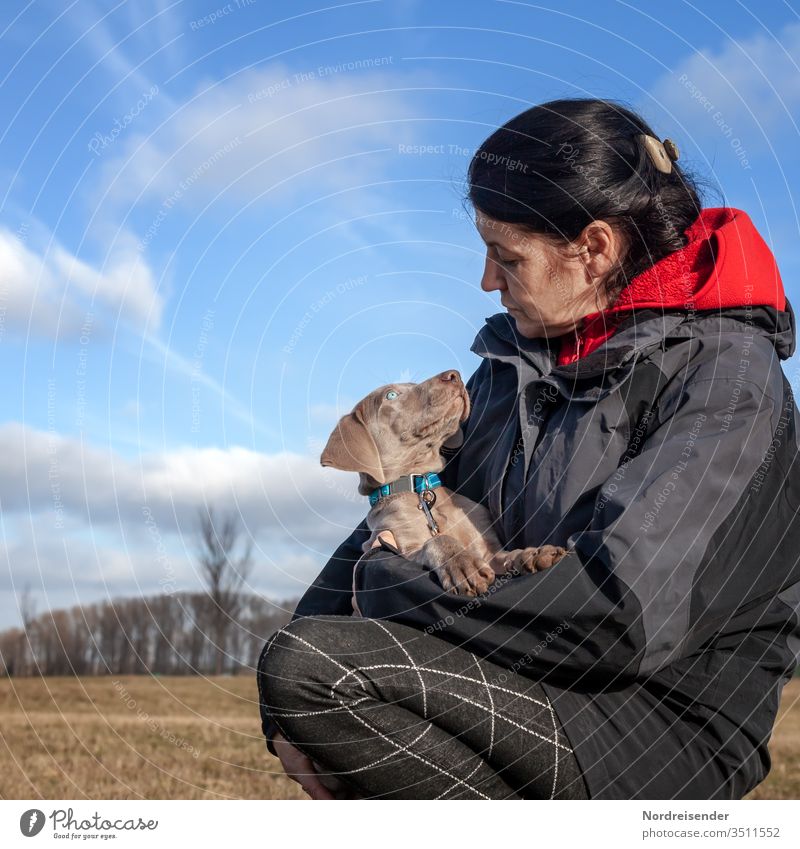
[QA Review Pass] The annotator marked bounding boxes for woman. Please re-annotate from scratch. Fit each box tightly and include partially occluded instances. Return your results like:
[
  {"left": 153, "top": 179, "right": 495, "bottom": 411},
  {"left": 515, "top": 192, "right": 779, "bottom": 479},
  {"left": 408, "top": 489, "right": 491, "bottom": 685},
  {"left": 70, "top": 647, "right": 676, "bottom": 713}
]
[{"left": 257, "top": 98, "right": 800, "bottom": 800}]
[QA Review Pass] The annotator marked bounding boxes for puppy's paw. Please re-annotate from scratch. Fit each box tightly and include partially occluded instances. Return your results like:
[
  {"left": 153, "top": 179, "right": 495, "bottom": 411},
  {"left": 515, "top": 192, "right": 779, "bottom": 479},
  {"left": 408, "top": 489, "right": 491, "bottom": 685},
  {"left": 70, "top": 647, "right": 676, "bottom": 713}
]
[
  {"left": 511, "top": 545, "right": 567, "bottom": 573},
  {"left": 489, "top": 550, "right": 520, "bottom": 576},
  {"left": 435, "top": 554, "right": 496, "bottom": 597},
  {"left": 361, "top": 530, "right": 399, "bottom": 555}
]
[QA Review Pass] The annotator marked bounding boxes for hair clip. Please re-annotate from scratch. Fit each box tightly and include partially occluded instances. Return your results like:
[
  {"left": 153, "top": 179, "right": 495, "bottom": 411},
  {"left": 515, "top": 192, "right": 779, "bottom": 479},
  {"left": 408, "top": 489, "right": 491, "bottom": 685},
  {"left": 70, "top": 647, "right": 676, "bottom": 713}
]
[{"left": 636, "top": 134, "right": 679, "bottom": 174}]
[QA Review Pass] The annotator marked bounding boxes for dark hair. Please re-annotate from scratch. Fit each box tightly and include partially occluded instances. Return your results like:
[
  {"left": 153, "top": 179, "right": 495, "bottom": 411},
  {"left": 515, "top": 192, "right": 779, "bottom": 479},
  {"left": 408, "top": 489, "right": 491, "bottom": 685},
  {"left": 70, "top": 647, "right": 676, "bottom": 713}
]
[{"left": 466, "top": 97, "right": 708, "bottom": 302}]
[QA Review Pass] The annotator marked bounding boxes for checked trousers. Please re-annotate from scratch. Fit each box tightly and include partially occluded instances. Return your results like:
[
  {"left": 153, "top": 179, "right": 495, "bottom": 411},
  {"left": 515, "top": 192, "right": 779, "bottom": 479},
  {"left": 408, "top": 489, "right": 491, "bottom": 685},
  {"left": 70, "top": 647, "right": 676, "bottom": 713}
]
[{"left": 257, "top": 614, "right": 588, "bottom": 800}]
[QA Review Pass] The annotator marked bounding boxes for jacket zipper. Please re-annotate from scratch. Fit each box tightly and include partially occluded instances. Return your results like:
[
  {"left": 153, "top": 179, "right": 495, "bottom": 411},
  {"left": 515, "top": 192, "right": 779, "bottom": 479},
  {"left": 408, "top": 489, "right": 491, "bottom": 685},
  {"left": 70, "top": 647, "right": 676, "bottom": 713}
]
[{"left": 498, "top": 381, "right": 561, "bottom": 547}]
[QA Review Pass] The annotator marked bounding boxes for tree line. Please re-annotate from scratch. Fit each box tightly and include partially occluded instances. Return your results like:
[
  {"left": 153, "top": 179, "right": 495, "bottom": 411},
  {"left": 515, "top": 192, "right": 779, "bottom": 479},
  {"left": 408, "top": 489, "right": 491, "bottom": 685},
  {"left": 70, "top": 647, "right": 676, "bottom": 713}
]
[
  {"left": 0, "top": 590, "right": 296, "bottom": 677},
  {"left": 0, "top": 506, "right": 300, "bottom": 677}
]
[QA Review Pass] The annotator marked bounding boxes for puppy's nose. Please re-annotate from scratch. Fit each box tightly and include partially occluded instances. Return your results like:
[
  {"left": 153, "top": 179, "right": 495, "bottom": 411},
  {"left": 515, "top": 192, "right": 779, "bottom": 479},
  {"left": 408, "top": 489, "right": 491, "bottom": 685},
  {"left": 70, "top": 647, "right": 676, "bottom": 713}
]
[{"left": 439, "top": 370, "right": 460, "bottom": 383}]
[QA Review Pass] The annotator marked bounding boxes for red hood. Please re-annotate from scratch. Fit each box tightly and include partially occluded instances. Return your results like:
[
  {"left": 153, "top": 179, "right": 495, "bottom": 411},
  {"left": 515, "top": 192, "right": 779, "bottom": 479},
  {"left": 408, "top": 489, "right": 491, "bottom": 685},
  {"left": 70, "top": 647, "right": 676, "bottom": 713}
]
[{"left": 557, "top": 207, "right": 786, "bottom": 365}]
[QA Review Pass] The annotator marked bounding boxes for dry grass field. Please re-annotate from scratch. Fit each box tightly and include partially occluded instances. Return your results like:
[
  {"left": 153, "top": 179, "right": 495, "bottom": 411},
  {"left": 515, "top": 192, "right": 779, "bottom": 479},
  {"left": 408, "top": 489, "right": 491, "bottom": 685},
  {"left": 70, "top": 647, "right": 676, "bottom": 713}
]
[
  {"left": 0, "top": 675, "right": 798, "bottom": 800},
  {"left": 0, "top": 675, "right": 304, "bottom": 800}
]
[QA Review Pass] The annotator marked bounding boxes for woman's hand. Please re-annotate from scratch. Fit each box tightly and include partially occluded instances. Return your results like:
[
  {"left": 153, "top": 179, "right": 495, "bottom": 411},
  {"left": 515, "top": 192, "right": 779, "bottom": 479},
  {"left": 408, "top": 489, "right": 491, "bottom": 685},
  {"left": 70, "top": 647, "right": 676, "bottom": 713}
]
[
  {"left": 273, "top": 730, "right": 363, "bottom": 799},
  {"left": 351, "top": 531, "right": 399, "bottom": 615},
  {"left": 272, "top": 730, "right": 335, "bottom": 799}
]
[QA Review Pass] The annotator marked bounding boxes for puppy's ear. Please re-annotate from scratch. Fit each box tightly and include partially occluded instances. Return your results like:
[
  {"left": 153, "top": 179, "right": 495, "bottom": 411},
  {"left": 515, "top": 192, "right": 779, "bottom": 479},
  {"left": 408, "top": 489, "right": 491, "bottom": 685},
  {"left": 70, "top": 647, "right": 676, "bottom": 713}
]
[{"left": 320, "top": 410, "right": 385, "bottom": 482}]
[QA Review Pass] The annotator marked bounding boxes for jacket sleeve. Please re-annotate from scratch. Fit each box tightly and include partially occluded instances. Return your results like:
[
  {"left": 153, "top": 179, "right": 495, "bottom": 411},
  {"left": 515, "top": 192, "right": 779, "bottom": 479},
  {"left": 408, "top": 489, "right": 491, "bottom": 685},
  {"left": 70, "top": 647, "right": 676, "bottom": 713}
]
[
  {"left": 291, "top": 516, "right": 372, "bottom": 619},
  {"left": 261, "top": 516, "right": 371, "bottom": 754},
  {"left": 353, "top": 369, "right": 782, "bottom": 687}
]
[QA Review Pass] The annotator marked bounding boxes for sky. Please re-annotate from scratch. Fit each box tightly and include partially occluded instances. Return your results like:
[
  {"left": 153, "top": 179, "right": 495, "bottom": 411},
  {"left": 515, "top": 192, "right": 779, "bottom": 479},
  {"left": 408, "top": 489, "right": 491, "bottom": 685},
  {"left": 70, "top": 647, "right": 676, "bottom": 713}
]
[{"left": 2, "top": 0, "right": 800, "bottom": 627}]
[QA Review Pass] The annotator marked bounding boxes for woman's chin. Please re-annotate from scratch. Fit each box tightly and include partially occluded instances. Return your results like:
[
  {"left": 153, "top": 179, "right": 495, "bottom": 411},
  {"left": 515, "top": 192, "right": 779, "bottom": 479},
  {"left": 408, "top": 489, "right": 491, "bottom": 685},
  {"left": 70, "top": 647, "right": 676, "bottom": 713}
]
[
  {"left": 512, "top": 321, "right": 537, "bottom": 339},
  {"left": 508, "top": 311, "right": 567, "bottom": 340}
]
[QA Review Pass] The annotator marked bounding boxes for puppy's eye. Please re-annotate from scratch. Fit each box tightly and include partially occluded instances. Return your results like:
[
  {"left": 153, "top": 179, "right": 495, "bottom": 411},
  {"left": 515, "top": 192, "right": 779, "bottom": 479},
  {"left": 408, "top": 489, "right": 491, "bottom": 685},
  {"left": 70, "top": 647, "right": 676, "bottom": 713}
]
[{"left": 385, "top": 390, "right": 399, "bottom": 400}]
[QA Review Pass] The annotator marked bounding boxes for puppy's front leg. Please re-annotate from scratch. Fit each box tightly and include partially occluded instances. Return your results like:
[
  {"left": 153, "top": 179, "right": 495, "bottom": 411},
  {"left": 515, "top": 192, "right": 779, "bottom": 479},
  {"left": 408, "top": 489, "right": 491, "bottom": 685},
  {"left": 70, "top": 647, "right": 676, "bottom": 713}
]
[
  {"left": 490, "top": 545, "right": 567, "bottom": 575},
  {"left": 417, "top": 534, "right": 496, "bottom": 597}
]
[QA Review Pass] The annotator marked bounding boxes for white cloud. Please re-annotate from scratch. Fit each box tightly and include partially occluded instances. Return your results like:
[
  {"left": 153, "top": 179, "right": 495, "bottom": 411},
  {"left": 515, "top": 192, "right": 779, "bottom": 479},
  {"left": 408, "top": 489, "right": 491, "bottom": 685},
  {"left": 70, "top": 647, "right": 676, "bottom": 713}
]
[
  {"left": 70, "top": 0, "right": 179, "bottom": 114},
  {"left": 0, "top": 525, "right": 320, "bottom": 630},
  {"left": 0, "top": 422, "right": 369, "bottom": 625},
  {"left": 0, "top": 227, "right": 163, "bottom": 339},
  {"left": 651, "top": 20, "right": 800, "bottom": 157},
  {"left": 0, "top": 421, "right": 366, "bottom": 549},
  {"left": 97, "top": 60, "right": 423, "bottom": 212}
]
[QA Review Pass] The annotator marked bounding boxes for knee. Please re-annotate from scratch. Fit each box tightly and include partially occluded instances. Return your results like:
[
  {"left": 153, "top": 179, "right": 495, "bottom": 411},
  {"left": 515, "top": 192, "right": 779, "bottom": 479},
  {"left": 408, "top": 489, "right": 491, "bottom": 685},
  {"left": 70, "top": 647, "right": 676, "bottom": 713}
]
[
  {"left": 258, "top": 617, "right": 313, "bottom": 703},
  {"left": 257, "top": 615, "right": 352, "bottom": 709}
]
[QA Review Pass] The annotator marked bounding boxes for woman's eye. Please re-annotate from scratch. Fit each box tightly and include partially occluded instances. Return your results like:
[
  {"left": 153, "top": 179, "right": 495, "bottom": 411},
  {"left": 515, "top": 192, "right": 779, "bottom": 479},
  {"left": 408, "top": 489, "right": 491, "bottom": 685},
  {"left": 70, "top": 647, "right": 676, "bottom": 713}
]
[
  {"left": 487, "top": 246, "right": 520, "bottom": 268},
  {"left": 385, "top": 390, "right": 399, "bottom": 400}
]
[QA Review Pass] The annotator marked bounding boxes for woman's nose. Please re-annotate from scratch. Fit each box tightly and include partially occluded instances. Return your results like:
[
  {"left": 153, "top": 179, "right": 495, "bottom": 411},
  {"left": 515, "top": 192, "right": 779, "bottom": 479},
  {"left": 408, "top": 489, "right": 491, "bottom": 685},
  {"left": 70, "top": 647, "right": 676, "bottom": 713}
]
[{"left": 480, "top": 255, "right": 506, "bottom": 292}]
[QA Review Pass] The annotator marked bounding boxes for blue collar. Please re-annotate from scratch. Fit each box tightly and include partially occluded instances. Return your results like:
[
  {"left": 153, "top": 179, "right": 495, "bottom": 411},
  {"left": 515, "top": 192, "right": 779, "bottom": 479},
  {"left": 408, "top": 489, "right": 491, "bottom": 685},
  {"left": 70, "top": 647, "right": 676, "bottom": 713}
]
[{"left": 368, "top": 472, "right": 442, "bottom": 507}]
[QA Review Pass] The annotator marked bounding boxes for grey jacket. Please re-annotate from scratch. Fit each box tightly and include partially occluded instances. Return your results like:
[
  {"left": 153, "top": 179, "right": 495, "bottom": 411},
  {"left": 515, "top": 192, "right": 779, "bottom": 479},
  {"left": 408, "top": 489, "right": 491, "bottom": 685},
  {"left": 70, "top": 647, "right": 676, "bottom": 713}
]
[{"left": 263, "top": 302, "right": 800, "bottom": 799}]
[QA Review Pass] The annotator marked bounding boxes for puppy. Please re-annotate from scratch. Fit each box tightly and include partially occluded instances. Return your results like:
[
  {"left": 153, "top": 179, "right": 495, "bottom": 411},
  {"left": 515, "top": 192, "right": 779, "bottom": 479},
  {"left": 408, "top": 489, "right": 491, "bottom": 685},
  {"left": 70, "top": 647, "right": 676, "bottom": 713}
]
[{"left": 320, "top": 369, "right": 566, "bottom": 596}]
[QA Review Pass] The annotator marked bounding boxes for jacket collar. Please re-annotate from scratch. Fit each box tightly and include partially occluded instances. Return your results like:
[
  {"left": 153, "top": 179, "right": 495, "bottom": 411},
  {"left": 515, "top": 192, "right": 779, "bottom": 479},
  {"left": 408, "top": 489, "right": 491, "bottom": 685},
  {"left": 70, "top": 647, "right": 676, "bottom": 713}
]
[{"left": 471, "top": 301, "right": 796, "bottom": 401}]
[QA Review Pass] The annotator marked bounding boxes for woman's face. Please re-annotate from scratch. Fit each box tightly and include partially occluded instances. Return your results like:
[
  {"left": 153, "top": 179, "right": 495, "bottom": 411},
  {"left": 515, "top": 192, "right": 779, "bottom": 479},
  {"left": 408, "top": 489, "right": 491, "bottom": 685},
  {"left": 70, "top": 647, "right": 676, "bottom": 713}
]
[{"left": 474, "top": 210, "right": 615, "bottom": 339}]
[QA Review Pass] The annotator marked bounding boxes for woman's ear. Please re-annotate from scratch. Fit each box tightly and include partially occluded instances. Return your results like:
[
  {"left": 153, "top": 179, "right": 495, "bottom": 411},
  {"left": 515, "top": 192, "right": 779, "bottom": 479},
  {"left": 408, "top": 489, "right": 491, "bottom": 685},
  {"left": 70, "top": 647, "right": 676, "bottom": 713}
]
[
  {"left": 320, "top": 411, "right": 385, "bottom": 482},
  {"left": 577, "top": 220, "right": 625, "bottom": 279}
]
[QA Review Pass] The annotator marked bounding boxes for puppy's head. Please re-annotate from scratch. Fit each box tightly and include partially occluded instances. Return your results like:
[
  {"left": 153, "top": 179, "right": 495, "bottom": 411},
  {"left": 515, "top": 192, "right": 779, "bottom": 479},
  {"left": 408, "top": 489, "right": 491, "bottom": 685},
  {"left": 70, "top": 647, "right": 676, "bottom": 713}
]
[{"left": 320, "top": 370, "right": 469, "bottom": 495}]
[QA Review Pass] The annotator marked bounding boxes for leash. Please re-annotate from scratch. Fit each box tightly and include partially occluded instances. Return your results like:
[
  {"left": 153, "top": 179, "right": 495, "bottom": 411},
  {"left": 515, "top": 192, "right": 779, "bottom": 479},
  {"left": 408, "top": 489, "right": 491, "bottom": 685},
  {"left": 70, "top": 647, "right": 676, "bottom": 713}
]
[{"left": 368, "top": 472, "right": 441, "bottom": 536}]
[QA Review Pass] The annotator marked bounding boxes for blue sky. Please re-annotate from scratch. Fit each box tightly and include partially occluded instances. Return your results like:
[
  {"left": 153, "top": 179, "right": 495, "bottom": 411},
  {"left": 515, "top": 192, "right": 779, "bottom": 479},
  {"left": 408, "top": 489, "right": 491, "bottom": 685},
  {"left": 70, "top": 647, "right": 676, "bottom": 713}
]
[{"left": 2, "top": 0, "right": 800, "bottom": 626}]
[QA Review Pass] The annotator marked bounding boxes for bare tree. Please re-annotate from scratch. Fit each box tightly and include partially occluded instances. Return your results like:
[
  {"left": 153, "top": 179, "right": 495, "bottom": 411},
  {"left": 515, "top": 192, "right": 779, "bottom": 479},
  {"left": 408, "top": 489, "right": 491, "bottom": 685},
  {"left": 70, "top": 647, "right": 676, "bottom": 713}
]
[
  {"left": 17, "top": 585, "right": 37, "bottom": 675},
  {"left": 194, "top": 505, "right": 254, "bottom": 674}
]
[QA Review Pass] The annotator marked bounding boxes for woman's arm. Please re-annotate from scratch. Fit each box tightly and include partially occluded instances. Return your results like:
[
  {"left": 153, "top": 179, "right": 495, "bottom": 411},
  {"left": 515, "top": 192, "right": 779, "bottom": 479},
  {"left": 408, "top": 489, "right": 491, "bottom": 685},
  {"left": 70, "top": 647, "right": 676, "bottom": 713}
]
[
  {"left": 353, "top": 365, "right": 796, "bottom": 688},
  {"left": 291, "top": 516, "right": 372, "bottom": 618}
]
